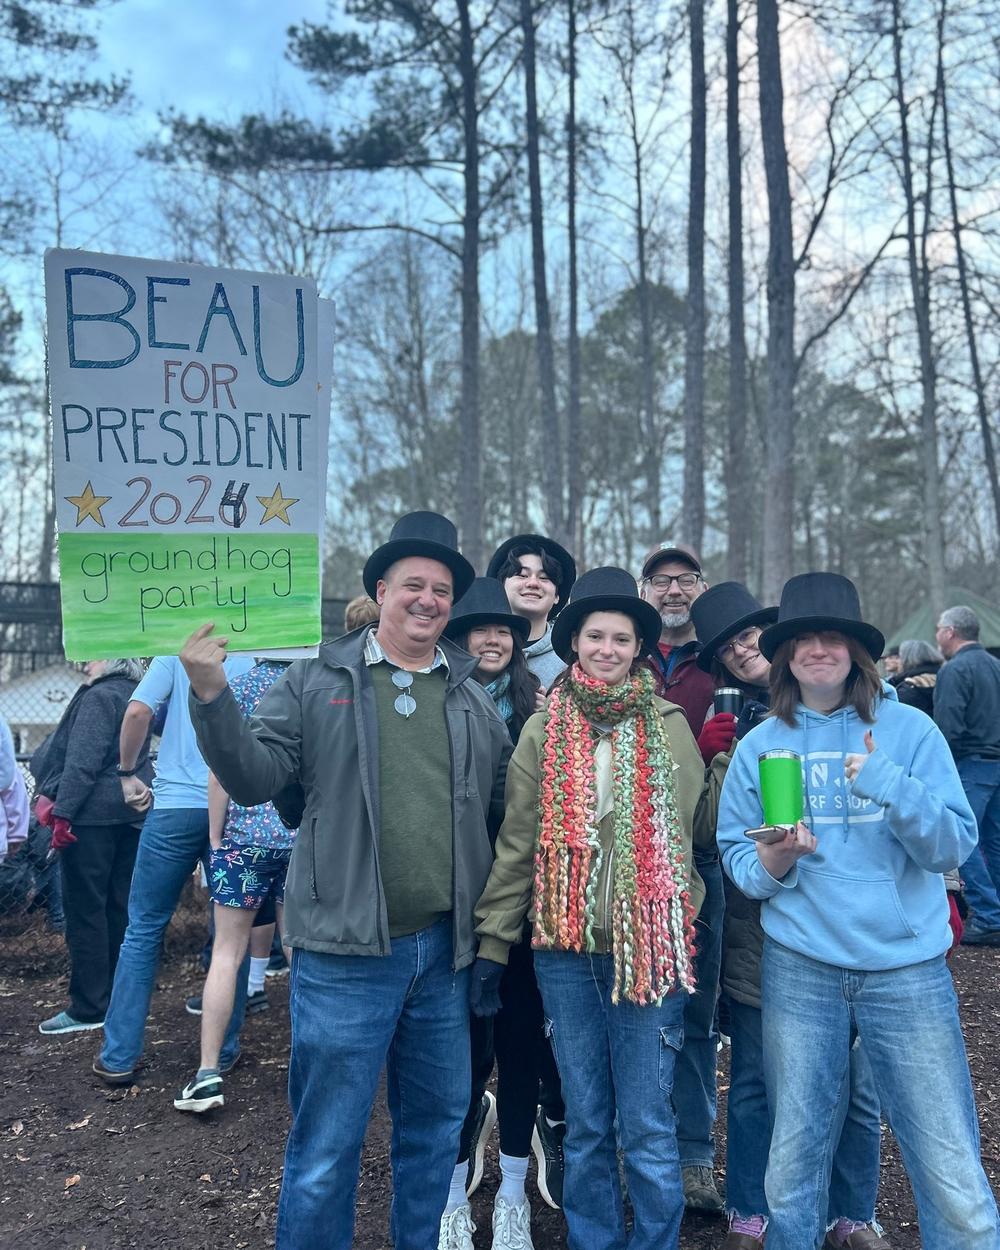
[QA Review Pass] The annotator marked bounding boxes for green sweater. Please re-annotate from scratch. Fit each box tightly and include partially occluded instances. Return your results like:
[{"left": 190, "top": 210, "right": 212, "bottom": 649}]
[{"left": 370, "top": 663, "right": 454, "bottom": 937}]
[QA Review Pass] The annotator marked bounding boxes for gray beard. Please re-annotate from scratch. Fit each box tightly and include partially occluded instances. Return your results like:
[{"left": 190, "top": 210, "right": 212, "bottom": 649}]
[{"left": 660, "top": 608, "right": 690, "bottom": 629}]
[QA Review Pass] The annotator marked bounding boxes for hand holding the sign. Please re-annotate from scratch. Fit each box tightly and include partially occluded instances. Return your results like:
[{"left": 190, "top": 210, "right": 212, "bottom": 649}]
[
  {"left": 844, "top": 731, "right": 876, "bottom": 785},
  {"left": 180, "top": 624, "right": 231, "bottom": 702},
  {"left": 756, "top": 820, "right": 817, "bottom": 881}
]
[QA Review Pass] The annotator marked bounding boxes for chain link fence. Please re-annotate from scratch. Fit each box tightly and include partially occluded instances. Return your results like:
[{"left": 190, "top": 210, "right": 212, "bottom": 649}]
[{"left": 0, "top": 584, "right": 350, "bottom": 973}]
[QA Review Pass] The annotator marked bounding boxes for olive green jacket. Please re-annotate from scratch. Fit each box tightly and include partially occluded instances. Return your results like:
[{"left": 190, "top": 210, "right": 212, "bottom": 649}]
[
  {"left": 475, "top": 696, "right": 709, "bottom": 964},
  {"left": 704, "top": 748, "right": 764, "bottom": 1010}
]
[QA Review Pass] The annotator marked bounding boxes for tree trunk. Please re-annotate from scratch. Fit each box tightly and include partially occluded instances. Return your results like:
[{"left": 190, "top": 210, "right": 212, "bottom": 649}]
[
  {"left": 892, "top": 0, "right": 945, "bottom": 619},
  {"left": 457, "top": 0, "right": 483, "bottom": 570},
  {"left": 937, "top": 0, "right": 1000, "bottom": 545},
  {"left": 682, "top": 0, "right": 706, "bottom": 553},
  {"left": 725, "top": 0, "right": 749, "bottom": 584},
  {"left": 520, "top": 0, "right": 564, "bottom": 547},
  {"left": 565, "top": 0, "right": 582, "bottom": 557},
  {"left": 626, "top": 39, "right": 660, "bottom": 538},
  {"left": 756, "top": 0, "right": 795, "bottom": 601}
]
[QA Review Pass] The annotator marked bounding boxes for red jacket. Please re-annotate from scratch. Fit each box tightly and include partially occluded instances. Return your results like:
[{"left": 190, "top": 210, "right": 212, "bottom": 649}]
[{"left": 641, "top": 641, "right": 715, "bottom": 736}]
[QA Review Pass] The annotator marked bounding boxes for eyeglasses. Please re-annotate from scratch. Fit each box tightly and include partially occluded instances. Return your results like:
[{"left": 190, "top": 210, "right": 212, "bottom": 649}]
[
  {"left": 391, "top": 669, "right": 417, "bottom": 717},
  {"left": 716, "top": 627, "right": 761, "bottom": 662},
  {"left": 647, "top": 573, "right": 700, "bottom": 591}
]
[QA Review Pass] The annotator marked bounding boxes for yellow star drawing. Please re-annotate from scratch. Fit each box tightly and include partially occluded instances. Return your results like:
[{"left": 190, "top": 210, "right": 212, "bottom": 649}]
[
  {"left": 257, "top": 482, "right": 299, "bottom": 525},
  {"left": 65, "top": 480, "right": 111, "bottom": 527}
]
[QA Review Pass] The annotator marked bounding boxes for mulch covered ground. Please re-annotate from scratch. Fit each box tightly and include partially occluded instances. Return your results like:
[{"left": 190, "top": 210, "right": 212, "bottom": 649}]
[{"left": 2, "top": 934, "right": 999, "bottom": 1249}]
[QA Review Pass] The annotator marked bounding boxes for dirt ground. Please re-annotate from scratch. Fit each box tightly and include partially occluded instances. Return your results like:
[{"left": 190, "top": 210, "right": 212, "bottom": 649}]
[{"left": 2, "top": 937, "right": 999, "bottom": 1250}]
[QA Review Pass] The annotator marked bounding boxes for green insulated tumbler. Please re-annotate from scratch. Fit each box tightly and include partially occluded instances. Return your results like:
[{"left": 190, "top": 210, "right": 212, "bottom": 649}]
[{"left": 758, "top": 750, "right": 803, "bottom": 828}]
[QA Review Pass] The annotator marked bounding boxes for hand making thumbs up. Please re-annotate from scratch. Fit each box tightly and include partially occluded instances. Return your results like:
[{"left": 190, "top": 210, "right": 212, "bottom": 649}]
[{"left": 844, "top": 730, "right": 876, "bottom": 783}]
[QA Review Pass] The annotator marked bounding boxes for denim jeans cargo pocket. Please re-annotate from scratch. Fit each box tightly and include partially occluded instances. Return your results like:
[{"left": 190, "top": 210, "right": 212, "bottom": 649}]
[{"left": 658, "top": 1022, "right": 684, "bottom": 1093}]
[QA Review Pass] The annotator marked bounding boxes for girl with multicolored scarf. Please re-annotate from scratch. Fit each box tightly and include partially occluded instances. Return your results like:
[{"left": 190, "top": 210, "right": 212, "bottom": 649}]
[{"left": 472, "top": 567, "right": 709, "bottom": 1250}]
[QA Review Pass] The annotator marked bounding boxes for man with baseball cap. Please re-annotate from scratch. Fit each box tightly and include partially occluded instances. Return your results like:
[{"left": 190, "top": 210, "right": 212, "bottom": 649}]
[
  {"left": 638, "top": 542, "right": 716, "bottom": 731},
  {"left": 180, "top": 511, "right": 512, "bottom": 1250},
  {"left": 639, "top": 540, "right": 725, "bottom": 1216}
]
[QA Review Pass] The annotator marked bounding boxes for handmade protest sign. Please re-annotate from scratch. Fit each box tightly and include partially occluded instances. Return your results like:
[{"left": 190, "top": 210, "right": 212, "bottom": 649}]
[{"left": 45, "top": 249, "right": 328, "bottom": 658}]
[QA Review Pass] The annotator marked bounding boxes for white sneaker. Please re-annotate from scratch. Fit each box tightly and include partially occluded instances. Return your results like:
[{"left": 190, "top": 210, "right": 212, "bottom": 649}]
[
  {"left": 492, "top": 1196, "right": 533, "bottom": 1249},
  {"left": 438, "top": 1202, "right": 476, "bottom": 1250}
]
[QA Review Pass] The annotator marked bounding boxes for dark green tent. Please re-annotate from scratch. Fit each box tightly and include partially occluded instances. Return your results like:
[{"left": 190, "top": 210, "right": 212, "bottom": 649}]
[{"left": 887, "top": 588, "right": 1000, "bottom": 649}]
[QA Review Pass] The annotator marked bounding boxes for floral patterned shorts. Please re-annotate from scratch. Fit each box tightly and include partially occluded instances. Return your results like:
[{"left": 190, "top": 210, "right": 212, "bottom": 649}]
[{"left": 209, "top": 837, "right": 291, "bottom": 910}]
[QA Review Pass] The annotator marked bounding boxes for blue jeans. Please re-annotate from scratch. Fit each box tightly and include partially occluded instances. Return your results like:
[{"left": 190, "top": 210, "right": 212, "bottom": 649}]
[
  {"left": 534, "top": 949, "right": 686, "bottom": 1250},
  {"left": 674, "top": 853, "right": 724, "bottom": 1169},
  {"left": 100, "top": 808, "right": 247, "bottom": 1072},
  {"left": 762, "top": 939, "right": 1000, "bottom": 1250},
  {"left": 958, "top": 757, "right": 1000, "bottom": 931},
  {"left": 726, "top": 996, "right": 881, "bottom": 1230},
  {"left": 275, "top": 917, "right": 470, "bottom": 1250}
]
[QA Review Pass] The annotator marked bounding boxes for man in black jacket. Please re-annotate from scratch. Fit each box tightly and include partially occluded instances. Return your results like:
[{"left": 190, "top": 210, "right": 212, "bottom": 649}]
[
  {"left": 935, "top": 605, "right": 1000, "bottom": 944},
  {"left": 182, "top": 512, "right": 511, "bottom": 1250}
]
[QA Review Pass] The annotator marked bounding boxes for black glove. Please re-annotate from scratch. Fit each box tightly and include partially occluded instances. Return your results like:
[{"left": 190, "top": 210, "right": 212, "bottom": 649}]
[{"left": 469, "top": 956, "right": 505, "bottom": 1017}]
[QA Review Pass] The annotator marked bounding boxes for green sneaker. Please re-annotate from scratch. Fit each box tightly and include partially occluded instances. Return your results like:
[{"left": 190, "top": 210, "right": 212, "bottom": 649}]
[{"left": 39, "top": 1011, "right": 103, "bottom": 1035}]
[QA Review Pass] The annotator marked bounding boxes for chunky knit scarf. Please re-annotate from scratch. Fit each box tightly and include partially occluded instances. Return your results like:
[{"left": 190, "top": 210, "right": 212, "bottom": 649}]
[
  {"left": 533, "top": 663, "right": 696, "bottom": 1004},
  {"left": 485, "top": 672, "right": 514, "bottom": 726}
]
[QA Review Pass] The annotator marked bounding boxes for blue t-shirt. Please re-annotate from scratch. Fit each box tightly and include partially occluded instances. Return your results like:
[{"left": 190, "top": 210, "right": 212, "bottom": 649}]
[{"left": 133, "top": 655, "right": 254, "bottom": 809}]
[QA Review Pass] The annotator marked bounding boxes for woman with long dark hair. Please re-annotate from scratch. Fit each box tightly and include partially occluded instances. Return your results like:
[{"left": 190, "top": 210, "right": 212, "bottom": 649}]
[
  {"left": 692, "top": 584, "right": 884, "bottom": 1250},
  {"left": 717, "top": 573, "right": 999, "bottom": 1250},
  {"left": 471, "top": 568, "right": 706, "bottom": 1250},
  {"left": 438, "top": 578, "right": 542, "bottom": 1250}
]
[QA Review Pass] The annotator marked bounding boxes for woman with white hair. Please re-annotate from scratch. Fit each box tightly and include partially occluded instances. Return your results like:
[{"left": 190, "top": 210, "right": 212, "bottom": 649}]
[{"left": 34, "top": 658, "right": 152, "bottom": 1035}]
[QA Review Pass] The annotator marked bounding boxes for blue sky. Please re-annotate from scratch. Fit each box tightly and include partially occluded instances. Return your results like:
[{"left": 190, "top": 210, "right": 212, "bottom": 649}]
[{"left": 95, "top": 0, "right": 332, "bottom": 128}]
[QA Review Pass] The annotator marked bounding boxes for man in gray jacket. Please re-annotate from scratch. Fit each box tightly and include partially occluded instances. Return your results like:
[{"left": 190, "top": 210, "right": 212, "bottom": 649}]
[{"left": 181, "top": 511, "right": 511, "bottom": 1250}]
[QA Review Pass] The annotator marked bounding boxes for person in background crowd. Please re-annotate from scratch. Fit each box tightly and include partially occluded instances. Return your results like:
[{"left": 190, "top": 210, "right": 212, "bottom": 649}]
[
  {"left": 488, "top": 533, "right": 576, "bottom": 691},
  {"left": 934, "top": 605, "right": 1000, "bottom": 947},
  {"left": 31, "top": 659, "right": 151, "bottom": 1036},
  {"left": 439, "top": 578, "right": 541, "bottom": 1250},
  {"left": 638, "top": 542, "right": 724, "bottom": 1215},
  {"left": 344, "top": 594, "right": 380, "bottom": 632},
  {"left": 488, "top": 531, "right": 576, "bottom": 1204},
  {"left": 175, "top": 658, "right": 296, "bottom": 1114},
  {"left": 718, "top": 573, "right": 999, "bottom": 1250},
  {"left": 692, "top": 585, "right": 886, "bottom": 1250},
  {"left": 181, "top": 512, "right": 511, "bottom": 1250},
  {"left": 92, "top": 650, "right": 255, "bottom": 1085},
  {"left": 0, "top": 713, "right": 28, "bottom": 863},
  {"left": 894, "top": 639, "right": 943, "bottom": 717},
  {"left": 474, "top": 567, "right": 708, "bottom": 1250},
  {"left": 882, "top": 646, "right": 902, "bottom": 682},
  {"left": 0, "top": 713, "right": 16, "bottom": 792}
]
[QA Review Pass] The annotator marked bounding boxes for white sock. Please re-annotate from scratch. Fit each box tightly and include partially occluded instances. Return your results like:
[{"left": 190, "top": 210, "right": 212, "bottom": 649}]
[
  {"left": 497, "top": 1152, "right": 528, "bottom": 1206},
  {"left": 446, "top": 1161, "right": 468, "bottom": 1212},
  {"left": 248, "top": 957, "right": 268, "bottom": 995}
]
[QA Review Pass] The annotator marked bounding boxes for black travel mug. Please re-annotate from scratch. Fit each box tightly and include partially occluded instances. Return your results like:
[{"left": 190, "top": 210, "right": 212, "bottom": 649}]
[{"left": 714, "top": 687, "right": 744, "bottom": 717}]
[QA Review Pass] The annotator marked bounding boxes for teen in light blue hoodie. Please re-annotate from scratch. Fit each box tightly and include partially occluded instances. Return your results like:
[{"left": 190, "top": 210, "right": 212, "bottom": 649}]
[{"left": 716, "top": 574, "right": 1000, "bottom": 1250}]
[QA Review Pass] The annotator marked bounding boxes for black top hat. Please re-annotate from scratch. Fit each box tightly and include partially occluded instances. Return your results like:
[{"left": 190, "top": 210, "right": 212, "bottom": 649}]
[
  {"left": 758, "top": 572, "right": 884, "bottom": 662},
  {"left": 486, "top": 534, "right": 577, "bottom": 616},
  {"left": 691, "top": 582, "right": 778, "bottom": 673},
  {"left": 443, "top": 578, "right": 531, "bottom": 642},
  {"left": 551, "top": 567, "right": 662, "bottom": 662},
  {"left": 363, "top": 511, "right": 475, "bottom": 601}
]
